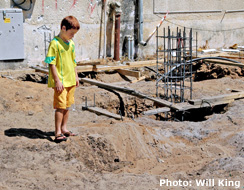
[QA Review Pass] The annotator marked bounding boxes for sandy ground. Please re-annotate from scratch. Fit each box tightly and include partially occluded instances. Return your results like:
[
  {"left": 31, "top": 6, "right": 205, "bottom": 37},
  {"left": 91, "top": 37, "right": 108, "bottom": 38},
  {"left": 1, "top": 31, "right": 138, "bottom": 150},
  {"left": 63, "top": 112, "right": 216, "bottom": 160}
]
[{"left": 0, "top": 65, "right": 243, "bottom": 190}]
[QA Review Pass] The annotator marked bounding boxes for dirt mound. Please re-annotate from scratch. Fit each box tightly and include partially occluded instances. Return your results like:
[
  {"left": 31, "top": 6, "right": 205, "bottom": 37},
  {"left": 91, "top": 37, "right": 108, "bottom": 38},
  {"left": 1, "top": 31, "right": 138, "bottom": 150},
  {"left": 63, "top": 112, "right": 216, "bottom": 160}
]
[{"left": 194, "top": 63, "right": 244, "bottom": 81}]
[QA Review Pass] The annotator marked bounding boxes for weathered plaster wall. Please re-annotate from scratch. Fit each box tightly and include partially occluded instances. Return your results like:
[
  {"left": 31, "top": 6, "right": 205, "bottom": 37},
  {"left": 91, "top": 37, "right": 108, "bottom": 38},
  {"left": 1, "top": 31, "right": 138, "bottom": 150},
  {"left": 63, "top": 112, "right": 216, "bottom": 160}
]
[{"left": 0, "top": 0, "right": 244, "bottom": 67}]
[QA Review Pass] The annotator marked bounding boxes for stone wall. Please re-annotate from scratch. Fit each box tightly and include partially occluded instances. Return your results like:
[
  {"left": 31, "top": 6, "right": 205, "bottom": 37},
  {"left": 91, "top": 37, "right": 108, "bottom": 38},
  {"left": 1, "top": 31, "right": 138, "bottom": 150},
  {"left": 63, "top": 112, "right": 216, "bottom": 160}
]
[{"left": 0, "top": 0, "right": 244, "bottom": 67}]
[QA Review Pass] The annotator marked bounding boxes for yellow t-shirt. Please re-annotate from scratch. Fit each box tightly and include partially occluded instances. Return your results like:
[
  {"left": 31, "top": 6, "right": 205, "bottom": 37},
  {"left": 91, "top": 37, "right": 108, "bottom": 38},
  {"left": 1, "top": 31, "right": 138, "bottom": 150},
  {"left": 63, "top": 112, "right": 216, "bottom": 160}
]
[{"left": 45, "top": 36, "right": 77, "bottom": 88}]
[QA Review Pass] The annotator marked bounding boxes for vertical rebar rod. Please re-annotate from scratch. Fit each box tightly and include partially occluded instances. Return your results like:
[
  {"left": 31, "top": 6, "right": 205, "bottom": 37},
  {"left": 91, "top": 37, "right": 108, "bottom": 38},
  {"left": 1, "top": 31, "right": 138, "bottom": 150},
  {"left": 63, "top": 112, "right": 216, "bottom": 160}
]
[
  {"left": 156, "top": 26, "right": 159, "bottom": 97},
  {"left": 49, "top": 33, "right": 51, "bottom": 43},
  {"left": 166, "top": 27, "right": 169, "bottom": 100},
  {"left": 182, "top": 27, "right": 186, "bottom": 102},
  {"left": 44, "top": 32, "right": 46, "bottom": 56},
  {"left": 190, "top": 29, "right": 193, "bottom": 99},
  {"left": 85, "top": 97, "right": 88, "bottom": 108},
  {"left": 175, "top": 27, "right": 179, "bottom": 102},
  {"left": 163, "top": 27, "right": 166, "bottom": 99},
  {"left": 179, "top": 30, "right": 184, "bottom": 102},
  {"left": 168, "top": 27, "right": 172, "bottom": 102}
]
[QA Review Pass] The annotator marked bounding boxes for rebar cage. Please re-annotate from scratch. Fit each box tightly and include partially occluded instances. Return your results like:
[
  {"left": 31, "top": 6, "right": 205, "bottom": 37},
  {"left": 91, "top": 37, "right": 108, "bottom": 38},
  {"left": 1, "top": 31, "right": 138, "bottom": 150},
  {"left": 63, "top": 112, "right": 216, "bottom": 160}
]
[{"left": 156, "top": 26, "right": 197, "bottom": 103}]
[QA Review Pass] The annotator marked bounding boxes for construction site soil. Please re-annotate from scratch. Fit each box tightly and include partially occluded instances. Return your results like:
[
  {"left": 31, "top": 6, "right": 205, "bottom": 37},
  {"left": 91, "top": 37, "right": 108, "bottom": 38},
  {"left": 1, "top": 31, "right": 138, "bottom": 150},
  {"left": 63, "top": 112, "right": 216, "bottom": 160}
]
[{"left": 0, "top": 63, "right": 243, "bottom": 190}]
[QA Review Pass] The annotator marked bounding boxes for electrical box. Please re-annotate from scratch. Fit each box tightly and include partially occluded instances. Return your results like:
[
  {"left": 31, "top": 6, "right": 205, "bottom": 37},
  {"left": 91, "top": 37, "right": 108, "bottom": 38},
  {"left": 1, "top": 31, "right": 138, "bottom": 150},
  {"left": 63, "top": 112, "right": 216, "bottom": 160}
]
[{"left": 0, "top": 9, "right": 24, "bottom": 60}]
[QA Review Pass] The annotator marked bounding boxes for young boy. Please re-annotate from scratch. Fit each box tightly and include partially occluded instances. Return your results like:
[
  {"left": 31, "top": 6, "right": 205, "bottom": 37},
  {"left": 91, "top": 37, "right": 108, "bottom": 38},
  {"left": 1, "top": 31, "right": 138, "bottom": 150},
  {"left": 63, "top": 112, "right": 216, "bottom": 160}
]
[{"left": 45, "top": 16, "right": 80, "bottom": 142}]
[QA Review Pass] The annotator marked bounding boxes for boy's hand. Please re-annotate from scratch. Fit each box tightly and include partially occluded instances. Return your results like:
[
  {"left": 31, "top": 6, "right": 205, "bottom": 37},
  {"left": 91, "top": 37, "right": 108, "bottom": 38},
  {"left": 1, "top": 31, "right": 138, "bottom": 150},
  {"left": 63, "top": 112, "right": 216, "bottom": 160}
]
[
  {"left": 55, "top": 80, "right": 64, "bottom": 93},
  {"left": 49, "top": 64, "right": 64, "bottom": 92},
  {"left": 76, "top": 77, "right": 79, "bottom": 87},
  {"left": 75, "top": 67, "right": 79, "bottom": 87}
]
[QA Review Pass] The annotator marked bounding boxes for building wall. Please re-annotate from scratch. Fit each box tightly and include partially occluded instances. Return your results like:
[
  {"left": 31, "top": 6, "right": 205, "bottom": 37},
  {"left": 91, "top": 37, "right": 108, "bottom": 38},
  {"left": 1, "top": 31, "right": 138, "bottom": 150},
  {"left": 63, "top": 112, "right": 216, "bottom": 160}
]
[{"left": 0, "top": 0, "right": 244, "bottom": 66}]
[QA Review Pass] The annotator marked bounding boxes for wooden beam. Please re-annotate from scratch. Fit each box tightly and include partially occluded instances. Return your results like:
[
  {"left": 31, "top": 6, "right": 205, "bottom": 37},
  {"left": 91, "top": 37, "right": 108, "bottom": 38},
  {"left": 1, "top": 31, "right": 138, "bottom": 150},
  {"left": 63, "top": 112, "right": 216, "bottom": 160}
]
[
  {"left": 0, "top": 68, "right": 35, "bottom": 76},
  {"left": 76, "top": 60, "right": 157, "bottom": 73},
  {"left": 203, "top": 59, "right": 244, "bottom": 67},
  {"left": 116, "top": 69, "right": 140, "bottom": 79},
  {"left": 176, "top": 99, "right": 234, "bottom": 111},
  {"left": 77, "top": 59, "right": 103, "bottom": 66},
  {"left": 175, "top": 91, "right": 244, "bottom": 111},
  {"left": 79, "top": 78, "right": 181, "bottom": 110},
  {"left": 130, "top": 76, "right": 146, "bottom": 83},
  {"left": 126, "top": 60, "right": 157, "bottom": 66},
  {"left": 31, "top": 66, "right": 48, "bottom": 74},
  {"left": 219, "top": 55, "right": 244, "bottom": 60},
  {"left": 76, "top": 65, "right": 97, "bottom": 72},
  {"left": 188, "top": 91, "right": 244, "bottom": 105},
  {"left": 143, "top": 107, "right": 170, "bottom": 115},
  {"left": 34, "top": 60, "right": 158, "bottom": 74},
  {"left": 84, "top": 107, "right": 122, "bottom": 120}
]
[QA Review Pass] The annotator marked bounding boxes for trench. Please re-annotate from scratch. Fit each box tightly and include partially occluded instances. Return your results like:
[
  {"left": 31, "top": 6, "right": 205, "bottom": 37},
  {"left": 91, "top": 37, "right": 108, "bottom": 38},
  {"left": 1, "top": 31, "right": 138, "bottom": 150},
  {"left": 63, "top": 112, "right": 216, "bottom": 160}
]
[
  {"left": 17, "top": 73, "right": 48, "bottom": 84},
  {"left": 14, "top": 69, "right": 231, "bottom": 122}
]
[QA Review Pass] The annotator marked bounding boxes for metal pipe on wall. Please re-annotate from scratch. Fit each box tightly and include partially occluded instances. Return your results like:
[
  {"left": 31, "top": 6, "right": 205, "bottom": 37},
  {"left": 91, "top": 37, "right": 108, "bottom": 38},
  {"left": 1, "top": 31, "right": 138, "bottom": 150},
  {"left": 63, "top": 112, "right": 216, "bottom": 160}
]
[
  {"left": 103, "top": 0, "right": 107, "bottom": 58},
  {"left": 138, "top": 0, "right": 146, "bottom": 45},
  {"left": 154, "top": 10, "right": 222, "bottom": 14},
  {"left": 124, "top": 35, "right": 134, "bottom": 60},
  {"left": 114, "top": 11, "right": 121, "bottom": 61},
  {"left": 110, "top": 2, "right": 121, "bottom": 61}
]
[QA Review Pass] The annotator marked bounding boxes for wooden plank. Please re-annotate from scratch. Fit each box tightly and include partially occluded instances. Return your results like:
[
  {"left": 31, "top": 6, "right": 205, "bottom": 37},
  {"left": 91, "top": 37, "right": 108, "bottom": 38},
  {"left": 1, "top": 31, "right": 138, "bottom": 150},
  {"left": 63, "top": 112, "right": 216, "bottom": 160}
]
[
  {"left": 176, "top": 99, "right": 234, "bottom": 111},
  {"left": 188, "top": 91, "right": 244, "bottom": 105},
  {"left": 79, "top": 78, "right": 181, "bottom": 110},
  {"left": 126, "top": 60, "right": 157, "bottom": 66},
  {"left": 77, "top": 59, "right": 103, "bottom": 66},
  {"left": 0, "top": 68, "right": 35, "bottom": 76},
  {"left": 33, "top": 60, "right": 158, "bottom": 74},
  {"left": 219, "top": 55, "right": 244, "bottom": 60},
  {"left": 130, "top": 76, "right": 146, "bottom": 83},
  {"left": 34, "top": 60, "right": 157, "bottom": 74},
  {"left": 76, "top": 60, "right": 158, "bottom": 73},
  {"left": 203, "top": 59, "right": 244, "bottom": 67},
  {"left": 31, "top": 66, "right": 49, "bottom": 74},
  {"left": 76, "top": 65, "right": 97, "bottom": 72},
  {"left": 84, "top": 107, "right": 122, "bottom": 120},
  {"left": 143, "top": 107, "right": 170, "bottom": 115},
  {"left": 116, "top": 69, "right": 140, "bottom": 79}
]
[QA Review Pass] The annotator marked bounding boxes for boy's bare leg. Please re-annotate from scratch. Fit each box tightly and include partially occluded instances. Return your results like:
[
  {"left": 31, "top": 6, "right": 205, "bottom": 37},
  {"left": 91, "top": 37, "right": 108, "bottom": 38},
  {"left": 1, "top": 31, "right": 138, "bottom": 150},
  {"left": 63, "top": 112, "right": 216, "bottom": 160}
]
[
  {"left": 61, "top": 109, "right": 69, "bottom": 133},
  {"left": 55, "top": 109, "right": 64, "bottom": 137}
]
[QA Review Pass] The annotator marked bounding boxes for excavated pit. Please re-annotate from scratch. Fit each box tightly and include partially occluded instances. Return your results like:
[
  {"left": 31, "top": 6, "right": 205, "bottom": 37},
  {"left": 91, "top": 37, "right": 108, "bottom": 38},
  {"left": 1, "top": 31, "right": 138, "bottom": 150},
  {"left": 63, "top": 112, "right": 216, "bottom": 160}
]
[
  {"left": 17, "top": 73, "right": 48, "bottom": 84},
  {"left": 11, "top": 63, "right": 243, "bottom": 122}
]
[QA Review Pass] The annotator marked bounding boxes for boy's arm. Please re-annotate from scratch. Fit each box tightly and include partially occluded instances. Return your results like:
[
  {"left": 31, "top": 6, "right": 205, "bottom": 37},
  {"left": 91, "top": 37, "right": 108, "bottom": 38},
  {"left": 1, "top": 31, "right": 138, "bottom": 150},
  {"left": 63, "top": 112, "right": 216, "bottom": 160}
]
[
  {"left": 49, "top": 64, "right": 64, "bottom": 92},
  {"left": 75, "top": 67, "right": 79, "bottom": 87}
]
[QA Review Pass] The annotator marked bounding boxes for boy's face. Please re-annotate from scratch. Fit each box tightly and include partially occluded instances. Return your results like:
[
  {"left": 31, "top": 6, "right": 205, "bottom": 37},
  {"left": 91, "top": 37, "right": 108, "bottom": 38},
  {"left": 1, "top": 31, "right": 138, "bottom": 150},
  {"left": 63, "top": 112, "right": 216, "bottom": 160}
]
[{"left": 61, "top": 26, "right": 78, "bottom": 41}]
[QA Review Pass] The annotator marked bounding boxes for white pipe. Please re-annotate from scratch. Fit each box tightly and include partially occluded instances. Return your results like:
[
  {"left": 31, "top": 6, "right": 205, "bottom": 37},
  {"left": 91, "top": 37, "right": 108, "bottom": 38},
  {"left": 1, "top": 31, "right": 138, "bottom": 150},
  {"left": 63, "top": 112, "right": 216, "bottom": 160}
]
[
  {"left": 226, "top": 9, "right": 244, "bottom": 13},
  {"left": 154, "top": 10, "right": 222, "bottom": 14},
  {"left": 138, "top": 0, "right": 146, "bottom": 46},
  {"left": 103, "top": 0, "right": 106, "bottom": 58}
]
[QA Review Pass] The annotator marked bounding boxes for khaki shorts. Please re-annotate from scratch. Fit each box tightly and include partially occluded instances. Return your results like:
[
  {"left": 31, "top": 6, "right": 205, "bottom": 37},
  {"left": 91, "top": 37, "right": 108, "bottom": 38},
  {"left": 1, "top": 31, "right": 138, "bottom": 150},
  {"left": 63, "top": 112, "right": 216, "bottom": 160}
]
[{"left": 53, "top": 86, "right": 76, "bottom": 109}]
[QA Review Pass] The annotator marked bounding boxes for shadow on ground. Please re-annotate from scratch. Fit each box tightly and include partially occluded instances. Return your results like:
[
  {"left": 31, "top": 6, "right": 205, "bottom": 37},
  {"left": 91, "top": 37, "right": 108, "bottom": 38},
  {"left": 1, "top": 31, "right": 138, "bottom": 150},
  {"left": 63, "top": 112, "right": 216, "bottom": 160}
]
[{"left": 4, "top": 128, "right": 54, "bottom": 142}]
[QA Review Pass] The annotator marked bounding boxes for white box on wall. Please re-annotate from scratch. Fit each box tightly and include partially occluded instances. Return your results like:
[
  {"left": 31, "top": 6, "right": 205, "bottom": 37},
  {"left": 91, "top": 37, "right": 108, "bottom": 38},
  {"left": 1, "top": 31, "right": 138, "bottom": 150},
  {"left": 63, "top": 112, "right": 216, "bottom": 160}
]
[{"left": 0, "top": 8, "right": 24, "bottom": 60}]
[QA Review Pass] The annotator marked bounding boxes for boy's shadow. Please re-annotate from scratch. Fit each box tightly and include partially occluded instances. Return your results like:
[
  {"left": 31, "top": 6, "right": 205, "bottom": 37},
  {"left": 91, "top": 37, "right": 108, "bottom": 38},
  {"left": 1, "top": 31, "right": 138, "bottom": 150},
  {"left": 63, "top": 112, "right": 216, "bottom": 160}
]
[{"left": 4, "top": 128, "right": 54, "bottom": 142}]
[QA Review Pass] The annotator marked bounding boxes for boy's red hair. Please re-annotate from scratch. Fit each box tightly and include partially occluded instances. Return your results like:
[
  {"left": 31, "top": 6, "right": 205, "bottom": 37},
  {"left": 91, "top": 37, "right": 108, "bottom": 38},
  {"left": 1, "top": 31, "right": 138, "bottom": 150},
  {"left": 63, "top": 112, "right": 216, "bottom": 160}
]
[{"left": 61, "top": 16, "right": 80, "bottom": 31}]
